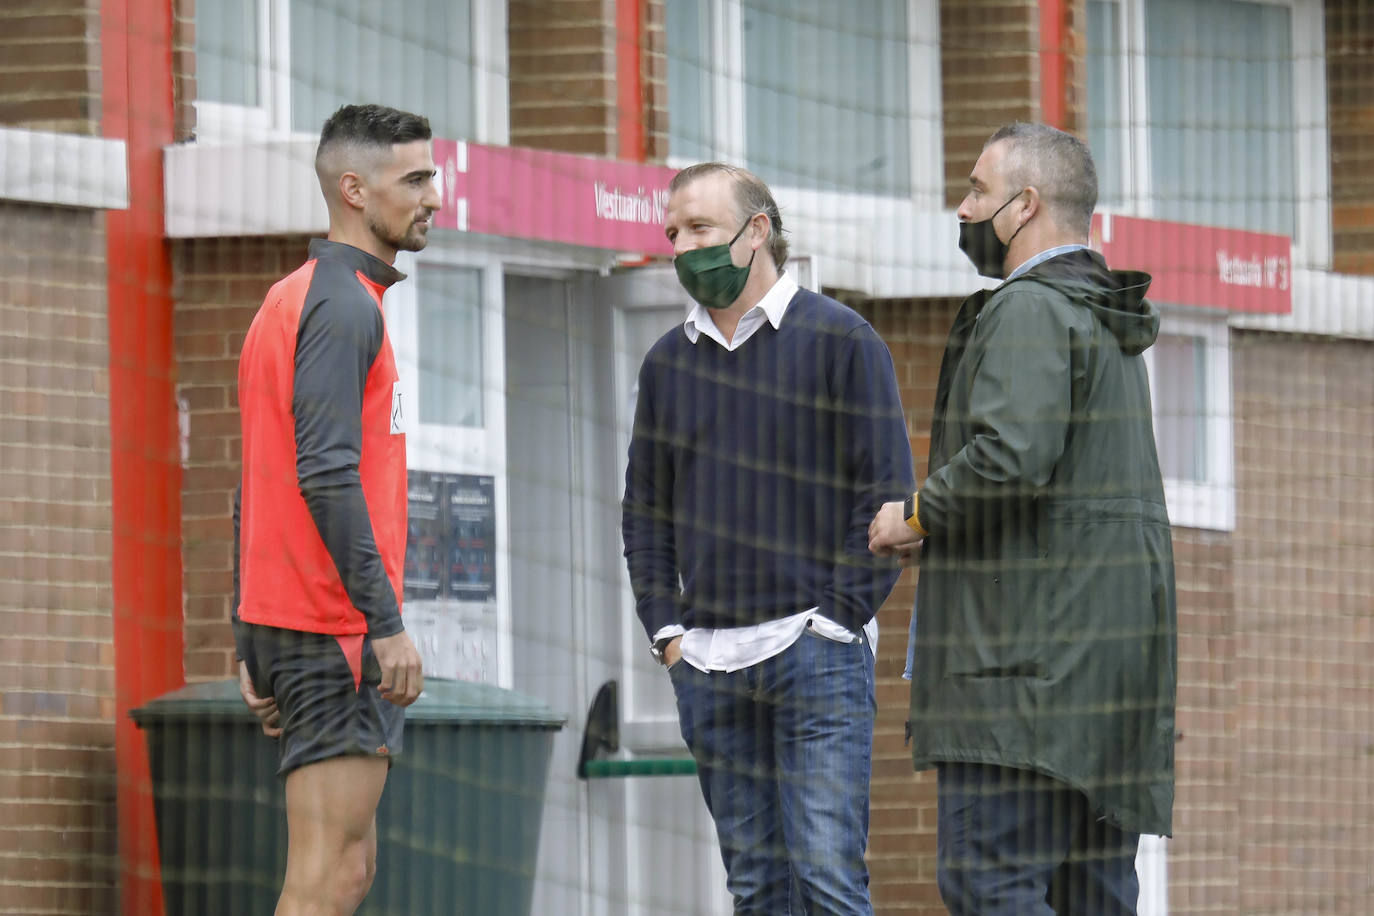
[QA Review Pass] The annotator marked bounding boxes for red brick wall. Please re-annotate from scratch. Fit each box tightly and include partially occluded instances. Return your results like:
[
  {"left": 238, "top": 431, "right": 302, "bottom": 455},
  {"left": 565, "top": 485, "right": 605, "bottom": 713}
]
[
  {"left": 173, "top": 237, "right": 311, "bottom": 681},
  {"left": 1168, "top": 530, "right": 1240, "bottom": 914},
  {"left": 857, "top": 298, "right": 959, "bottom": 916},
  {"left": 172, "top": 0, "right": 196, "bottom": 141},
  {"left": 939, "top": 0, "right": 1088, "bottom": 208},
  {"left": 508, "top": 0, "right": 666, "bottom": 161},
  {"left": 1327, "top": 0, "right": 1374, "bottom": 275},
  {"left": 509, "top": 0, "right": 618, "bottom": 156},
  {"left": 1232, "top": 332, "right": 1374, "bottom": 914},
  {"left": 0, "top": 201, "right": 117, "bottom": 914},
  {"left": 0, "top": 1, "right": 101, "bottom": 135}
]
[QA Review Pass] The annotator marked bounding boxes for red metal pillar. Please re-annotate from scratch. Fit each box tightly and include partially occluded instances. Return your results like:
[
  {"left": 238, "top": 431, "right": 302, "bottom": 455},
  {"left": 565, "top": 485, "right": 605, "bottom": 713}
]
[
  {"left": 1040, "top": 0, "right": 1070, "bottom": 129},
  {"left": 101, "top": 0, "right": 183, "bottom": 913},
  {"left": 616, "top": 0, "right": 646, "bottom": 161}
]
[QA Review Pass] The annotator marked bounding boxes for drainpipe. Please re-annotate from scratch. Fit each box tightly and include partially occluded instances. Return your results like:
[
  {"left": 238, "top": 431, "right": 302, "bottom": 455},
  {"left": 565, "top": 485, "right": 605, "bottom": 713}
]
[
  {"left": 102, "top": 0, "right": 183, "bottom": 914},
  {"left": 1040, "top": 0, "right": 1070, "bottom": 129}
]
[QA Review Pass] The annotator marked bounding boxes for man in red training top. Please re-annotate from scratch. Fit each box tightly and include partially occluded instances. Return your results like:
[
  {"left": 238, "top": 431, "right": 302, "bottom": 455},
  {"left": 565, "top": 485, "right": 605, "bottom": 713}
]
[{"left": 232, "top": 103, "right": 437, "bottom": 916}]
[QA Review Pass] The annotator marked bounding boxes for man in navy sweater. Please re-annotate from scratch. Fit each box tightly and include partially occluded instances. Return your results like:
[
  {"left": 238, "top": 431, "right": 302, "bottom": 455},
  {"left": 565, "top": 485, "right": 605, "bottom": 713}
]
[{"left": 622, "top": 162, "right": 914, "bottom": 914}]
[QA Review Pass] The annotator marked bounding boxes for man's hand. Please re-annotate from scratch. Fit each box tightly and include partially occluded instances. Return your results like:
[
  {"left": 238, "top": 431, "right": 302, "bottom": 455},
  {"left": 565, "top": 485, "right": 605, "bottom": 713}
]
[
  {"left": 372, "top": 631, "right": 424, "bottom": 707},
  {"left": 869, "top": 499, "right": 923, "bottom": 557},
  {"left": 662, "top": 635, "right": 684, "bottom": 669},
  {"left": 238, "top": 660, "right": 282, "bottom": 738}
]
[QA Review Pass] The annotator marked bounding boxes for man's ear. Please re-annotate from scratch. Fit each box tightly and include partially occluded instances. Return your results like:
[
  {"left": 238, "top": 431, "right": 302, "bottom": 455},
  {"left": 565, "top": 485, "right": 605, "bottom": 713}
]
[
  {"left": 338, "top": 171, "right": 367, "bottom": 210},
  {"left": 1019, "top": 186, "right": 1041, "bottom": 226},
  {"left": 751, "top": 211, "right": 770, "bottom": 250}
]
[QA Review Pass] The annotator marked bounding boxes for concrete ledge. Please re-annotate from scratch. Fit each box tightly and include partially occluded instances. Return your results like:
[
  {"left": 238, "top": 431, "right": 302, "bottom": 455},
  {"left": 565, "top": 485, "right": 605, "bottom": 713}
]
[
  {"left": 0, "top": 126, "right": 128, "bottom": 210},
  {"left": 1230, "top": 268, "right": 1374, "bottom": 341},
  {"left": 164, "top": 136, "right": 327, "bottom": 238}
]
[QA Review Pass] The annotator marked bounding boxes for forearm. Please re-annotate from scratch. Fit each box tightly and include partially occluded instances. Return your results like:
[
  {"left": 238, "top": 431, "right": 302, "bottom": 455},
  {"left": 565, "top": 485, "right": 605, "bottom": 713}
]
[{"left": 302, "top": 480, "right": 403, "bottom": 638}]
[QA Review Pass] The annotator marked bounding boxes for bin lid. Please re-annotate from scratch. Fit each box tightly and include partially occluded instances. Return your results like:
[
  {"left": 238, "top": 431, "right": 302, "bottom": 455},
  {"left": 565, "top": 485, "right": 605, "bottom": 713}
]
[{"left": 131, "top": 677, "right": 566, "bottom": 729}]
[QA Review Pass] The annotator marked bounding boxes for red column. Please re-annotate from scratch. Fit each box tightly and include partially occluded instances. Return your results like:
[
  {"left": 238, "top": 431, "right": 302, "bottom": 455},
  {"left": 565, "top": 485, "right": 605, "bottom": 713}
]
[
  {"left": 1040, "top": 0, "right": 1070, "bottom": 129},
  {"left": 616, "top": 0, "right": 646, "bottom": 161},
  {"left": 101, "top": 1, "right": 183, "bottom": 914}
]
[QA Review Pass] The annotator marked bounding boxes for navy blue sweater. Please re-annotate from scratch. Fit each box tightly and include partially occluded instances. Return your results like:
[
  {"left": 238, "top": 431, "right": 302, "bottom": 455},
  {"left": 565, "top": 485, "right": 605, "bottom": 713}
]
[{"left": 622, "top": 288, "right": 915, "bottom": 638}]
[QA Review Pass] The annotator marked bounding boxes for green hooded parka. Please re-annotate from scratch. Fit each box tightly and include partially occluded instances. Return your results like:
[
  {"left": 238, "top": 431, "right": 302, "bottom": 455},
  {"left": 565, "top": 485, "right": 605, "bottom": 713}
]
[{"left": 910, "top": 247, "right": 1177, "bottom": 836}]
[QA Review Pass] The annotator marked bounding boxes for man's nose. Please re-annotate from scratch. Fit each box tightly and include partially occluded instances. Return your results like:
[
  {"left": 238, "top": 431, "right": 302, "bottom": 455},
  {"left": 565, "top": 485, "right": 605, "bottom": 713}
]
[
  {"left": 956, "top": 197, "right": 974, "bottom": 222},
  {"left": 424, "top": 180, "right": 442, "bottom": 212},
  {"left": 673, "top": 237, "right": 697, "bottom": 257}
]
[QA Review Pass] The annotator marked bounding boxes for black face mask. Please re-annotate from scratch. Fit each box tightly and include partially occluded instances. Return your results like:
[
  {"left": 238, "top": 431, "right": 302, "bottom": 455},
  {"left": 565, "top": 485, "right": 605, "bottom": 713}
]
[{"left": 958, "top": 190, "right": 1028, "bottom": 279}]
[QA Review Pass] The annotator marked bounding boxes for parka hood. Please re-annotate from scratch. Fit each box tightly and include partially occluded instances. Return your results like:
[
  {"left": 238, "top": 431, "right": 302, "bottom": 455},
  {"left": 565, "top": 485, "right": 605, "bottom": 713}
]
[{"left": 1010, "top": 247, "right": 1158, "bottom": 355}]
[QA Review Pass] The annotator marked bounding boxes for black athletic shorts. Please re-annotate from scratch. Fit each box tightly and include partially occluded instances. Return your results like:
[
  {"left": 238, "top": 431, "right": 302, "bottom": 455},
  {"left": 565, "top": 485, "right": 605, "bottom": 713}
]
[{"left": 240, "top": 622, "right": 404, "bottom": 777}]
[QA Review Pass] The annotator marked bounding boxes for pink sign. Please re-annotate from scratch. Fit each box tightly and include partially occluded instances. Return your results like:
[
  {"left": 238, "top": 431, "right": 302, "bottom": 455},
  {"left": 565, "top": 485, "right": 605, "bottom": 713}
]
[
  {"left": 1091, "top": 213, "right": 1291, "bottom": 314},
  {"left": 430, "top": 139, "right": 677, "bottom": 257}
]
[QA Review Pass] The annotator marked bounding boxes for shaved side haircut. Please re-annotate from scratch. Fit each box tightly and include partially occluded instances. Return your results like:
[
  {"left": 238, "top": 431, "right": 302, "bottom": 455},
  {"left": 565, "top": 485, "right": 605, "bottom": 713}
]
[{"left": 315, "top": 103, "right": 432, "bottom": 203}]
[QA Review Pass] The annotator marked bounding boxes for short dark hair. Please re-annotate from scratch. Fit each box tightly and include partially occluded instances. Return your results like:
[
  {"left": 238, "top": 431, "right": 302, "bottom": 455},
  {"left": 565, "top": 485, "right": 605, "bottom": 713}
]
[
  {"left": 669, "top": 162, "right": 790, "bottom": 268},
  {"left": 315, "top": 103, "right": 432, "bottom": 170},
  {"left": 986, "top": 122, "right": 1097, "bottom": 236}
]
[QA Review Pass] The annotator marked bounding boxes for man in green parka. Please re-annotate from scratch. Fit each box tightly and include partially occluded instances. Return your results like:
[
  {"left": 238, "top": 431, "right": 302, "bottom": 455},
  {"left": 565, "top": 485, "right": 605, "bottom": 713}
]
[{"left": 869, "top": 122, "right": 1177, "bottom": 915}]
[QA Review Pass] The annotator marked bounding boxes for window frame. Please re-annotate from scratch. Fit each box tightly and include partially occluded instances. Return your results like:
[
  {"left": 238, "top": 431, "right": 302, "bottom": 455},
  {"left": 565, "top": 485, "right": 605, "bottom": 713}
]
[
  {"left": 191, "top": 0, "right": 508, "bottom": 144},
  {"left": 1145, "top": 310, "right": 1235, "bottom": 532},
  {"left": 666, "top": 0, "right": 944, "bottom": 210},
  {"left": 1089, "top": 0, "right": 1330, "bottom": 269}
]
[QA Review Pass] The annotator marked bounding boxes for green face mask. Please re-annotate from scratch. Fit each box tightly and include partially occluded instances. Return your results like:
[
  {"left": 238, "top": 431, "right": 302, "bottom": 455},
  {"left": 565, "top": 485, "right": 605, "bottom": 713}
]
[{"left": 674, "top": 218, "right": 756, "bottom": 310}]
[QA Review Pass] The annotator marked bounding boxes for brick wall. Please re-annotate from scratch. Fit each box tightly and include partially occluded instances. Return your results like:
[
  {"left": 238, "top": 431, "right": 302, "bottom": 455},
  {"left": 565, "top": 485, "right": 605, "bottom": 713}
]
[
  {"left": 1168, "top": 530, "right": 1240, "bottom": 914},
  {"left": 172, "top": 0, "right": 195, "bottom": 142},
  {"left": 173, "top": 237, "right": 311, "bottom": 681},
  {"left": 939, "top": 0, "right": 1038, "bottom": 209},
  {"left": 0, "top": 1, "right": 100, "bottom": 135},
  {"left": 1232, "top": 332, "right": 1374, "bottom": 914},
  {"left": 1327, "top": 0, "right": 1374, "bottom": 275},
  {"left": 508, "top": 0, "right": 665, "bottom": 161},
  {"left": 0, "top": 201, "right": 117, "bottom": 914},
  {"left": 509, "top": 0, "right": 618, "bottom": 156},
  {"left": 856, "top": 298, "right": 958, "bottom": 916},
  {"left": 939, "top": 0, "right": 1088, "bottom": 208}
]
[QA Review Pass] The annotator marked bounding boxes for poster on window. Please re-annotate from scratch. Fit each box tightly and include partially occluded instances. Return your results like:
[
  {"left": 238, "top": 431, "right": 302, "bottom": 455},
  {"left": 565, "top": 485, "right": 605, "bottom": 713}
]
[
  {"left": 403, "top": 471, "right": 445, "bottom": 600},
  {"left": 403, "top": 471, "right": 496, "bottom": 602},
  {"left": 403, "top": 470, "right": 499, "bottom": 684},
  {"left": 444, "top": 474, "right": 496, "bottom": 602}
]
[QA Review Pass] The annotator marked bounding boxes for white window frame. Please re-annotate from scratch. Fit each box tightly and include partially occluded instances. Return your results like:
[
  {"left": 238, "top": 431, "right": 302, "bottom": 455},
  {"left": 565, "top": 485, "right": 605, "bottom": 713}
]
[
  {"left": 1145, "top": 311, "right": 1235, "bottom": 532},
  {"left": 667, "top": 0, "right": 944, "bottom": 211},
  {"left": 192, "top": 0, "right": 508, "bottom": 144},
  {"left": 386, "top": 247, "right": 512, "bottom": 685},
  {"left": 1092, "top": 0, "right": 1330, "bottom": 269}
]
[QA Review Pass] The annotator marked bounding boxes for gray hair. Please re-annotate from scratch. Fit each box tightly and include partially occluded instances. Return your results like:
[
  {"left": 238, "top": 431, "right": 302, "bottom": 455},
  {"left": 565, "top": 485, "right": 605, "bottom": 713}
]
[
  {"left": 670, "top": 162, "right": 790, "bottom": 268},
  {"left": 986, "top": 122, "right": 1098, "bottom": 236}
]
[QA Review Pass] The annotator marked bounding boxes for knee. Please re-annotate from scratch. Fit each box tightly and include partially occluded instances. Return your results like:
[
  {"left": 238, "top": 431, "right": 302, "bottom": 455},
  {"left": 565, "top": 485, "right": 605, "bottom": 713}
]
[{"left": 334, "top": 842, "right": 376, "bottom": 911}]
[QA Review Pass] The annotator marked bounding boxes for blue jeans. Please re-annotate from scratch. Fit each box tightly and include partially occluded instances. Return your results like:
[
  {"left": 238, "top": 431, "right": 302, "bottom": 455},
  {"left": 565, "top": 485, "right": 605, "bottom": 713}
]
[
  {"left": 668, "top": 626, "right": 876, "bottom": 915},
  {"left": 937, "top": 762, "right": 1141, "bottom": 916}
]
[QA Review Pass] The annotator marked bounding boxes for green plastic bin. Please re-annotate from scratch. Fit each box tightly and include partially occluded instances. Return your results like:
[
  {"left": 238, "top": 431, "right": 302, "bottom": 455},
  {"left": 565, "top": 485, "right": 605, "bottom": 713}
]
[{"left": 131, "top": 677, "right": 566, "bottom": 916}]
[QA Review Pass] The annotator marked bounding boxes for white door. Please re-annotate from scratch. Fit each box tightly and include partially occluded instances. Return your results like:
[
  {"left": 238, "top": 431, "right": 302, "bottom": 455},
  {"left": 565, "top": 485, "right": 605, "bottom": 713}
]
[
  {"left": 595, "top": 268, "right": 733, "bottom": 916},
  {"left": 504, "top": 266, "right": 732, "bottom": 916}
]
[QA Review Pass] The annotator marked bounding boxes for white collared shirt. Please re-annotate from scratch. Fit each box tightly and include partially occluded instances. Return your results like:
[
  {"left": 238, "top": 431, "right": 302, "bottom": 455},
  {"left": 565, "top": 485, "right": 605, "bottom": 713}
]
[{"left": 653, "top": 271, "right": 879, "bottom": 672}]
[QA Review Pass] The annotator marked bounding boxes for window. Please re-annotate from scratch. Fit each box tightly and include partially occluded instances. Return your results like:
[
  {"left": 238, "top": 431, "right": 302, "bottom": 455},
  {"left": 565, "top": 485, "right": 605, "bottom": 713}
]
[
  {"left": 193, "top": 0, "right": 499, "bottom": 142},
  {"left": 1084, "top": 0, "right": 1329, "bottom": 266},
  {"left": 1152, "top": 333, "right": 1208, "bottom": 482},
  {"left": 1146, "top": 314, "right": 1234, "bottom": 531},
  {"left": 195, "top": 0, "right": 264, "bottom": 108},
  {"left": 289, "top": 0, "right": 474, "bottom": 138},
  {"left": 666, "top": 0, "right": 714, "bottom": 163},
  {"left": 742, "top": 0, "right": 910, "bottom": 195},
  {"left": 664, "top": 0, "right": 939, "bottom": 201},
  {"left": 417, "top": 264, "right": 484, "bottom": 428}
]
